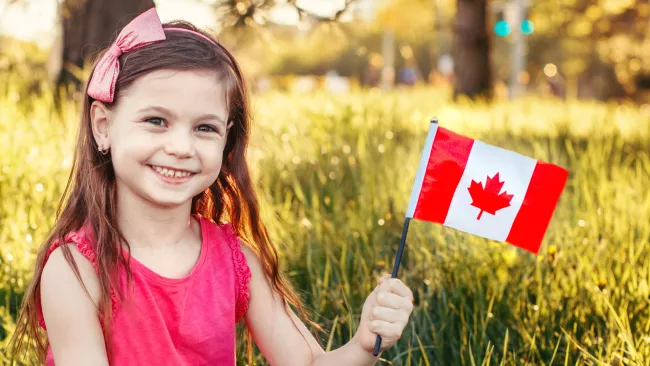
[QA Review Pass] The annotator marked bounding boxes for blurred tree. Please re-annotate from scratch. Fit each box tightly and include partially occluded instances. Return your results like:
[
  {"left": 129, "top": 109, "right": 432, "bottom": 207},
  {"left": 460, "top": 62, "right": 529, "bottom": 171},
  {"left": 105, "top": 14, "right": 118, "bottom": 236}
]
[
  {"left": 215, "top": 0, "right": 355, "bottom": 28},
  {"left": 377, "top": 0, "right": 436, "bottom": 44},
  {"left": 376, "top": 0, "right": 438, "bottom": 83},
  {"left": 212, "top": 0, "right": 360, "bottom": 82},
  {"left": 527, "top": 0, "right": 650, "bottom": 100},
  {"left": 375, "top": 0, "right": 492, "bottom": 97},
  {"left": 218, "top": 0, "right": 491, "bottom": 98},
  {"left": 452, "top": 0, "right": 491, "bottom": 99},
  {"left": 57, "top": 0, "right": 154, "bottom": 91}
]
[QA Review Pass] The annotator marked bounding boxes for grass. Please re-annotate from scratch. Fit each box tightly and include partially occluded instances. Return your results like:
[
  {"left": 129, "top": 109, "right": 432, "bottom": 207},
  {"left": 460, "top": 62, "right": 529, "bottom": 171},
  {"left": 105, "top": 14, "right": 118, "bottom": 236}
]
[{"left": 0, "top": 81, "right": 649, "bottom": 365}]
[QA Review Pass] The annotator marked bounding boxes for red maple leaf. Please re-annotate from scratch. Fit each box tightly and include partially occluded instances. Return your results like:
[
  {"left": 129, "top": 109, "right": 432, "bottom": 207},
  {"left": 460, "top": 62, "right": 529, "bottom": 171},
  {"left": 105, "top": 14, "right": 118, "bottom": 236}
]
[{"left": 467, "top": 172, "right": 514, "bottom": 220}]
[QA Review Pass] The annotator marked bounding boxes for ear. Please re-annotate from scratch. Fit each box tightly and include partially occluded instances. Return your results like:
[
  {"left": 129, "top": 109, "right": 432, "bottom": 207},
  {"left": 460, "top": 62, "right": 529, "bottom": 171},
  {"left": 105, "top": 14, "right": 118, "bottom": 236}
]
[
  {"left": 225, "top": 120, "right": 234, "bottom": 139},
  {"left": 90, "top": 100, "right": 112, "bottom": 149}
]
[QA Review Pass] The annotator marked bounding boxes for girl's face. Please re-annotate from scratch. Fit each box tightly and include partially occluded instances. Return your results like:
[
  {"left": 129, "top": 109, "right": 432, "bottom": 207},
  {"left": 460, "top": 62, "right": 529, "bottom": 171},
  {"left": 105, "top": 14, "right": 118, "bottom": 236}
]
[{"left": 91, "top": 69, "right": 231, "bottom": 208}]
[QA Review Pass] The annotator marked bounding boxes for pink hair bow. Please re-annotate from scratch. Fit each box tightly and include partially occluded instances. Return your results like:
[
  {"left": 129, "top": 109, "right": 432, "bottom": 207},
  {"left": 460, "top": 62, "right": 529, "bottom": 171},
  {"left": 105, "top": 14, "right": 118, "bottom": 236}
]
[{"left": 87, "top": 8, "right": 166, "bottom": 102}]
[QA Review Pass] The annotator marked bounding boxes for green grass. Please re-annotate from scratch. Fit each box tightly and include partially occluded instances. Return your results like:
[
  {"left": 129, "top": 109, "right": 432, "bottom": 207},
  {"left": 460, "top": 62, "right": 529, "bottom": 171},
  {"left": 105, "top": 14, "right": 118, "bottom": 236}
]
[{"left": 1, "top": 83, "right": 649, "bottom": 365}]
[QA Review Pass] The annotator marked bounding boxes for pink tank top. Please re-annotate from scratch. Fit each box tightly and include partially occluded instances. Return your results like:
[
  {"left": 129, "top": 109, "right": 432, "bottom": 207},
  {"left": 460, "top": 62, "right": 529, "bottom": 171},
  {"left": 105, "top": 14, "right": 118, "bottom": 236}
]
[{"left": 37, "top": 216, "right": 252, "bottom": 365}]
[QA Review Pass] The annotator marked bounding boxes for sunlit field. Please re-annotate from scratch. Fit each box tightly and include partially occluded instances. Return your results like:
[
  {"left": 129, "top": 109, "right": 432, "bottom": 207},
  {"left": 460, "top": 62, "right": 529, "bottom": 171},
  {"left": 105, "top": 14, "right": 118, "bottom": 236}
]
[{"left": 1, "top": 82, "right": 649, "bottom": 365}]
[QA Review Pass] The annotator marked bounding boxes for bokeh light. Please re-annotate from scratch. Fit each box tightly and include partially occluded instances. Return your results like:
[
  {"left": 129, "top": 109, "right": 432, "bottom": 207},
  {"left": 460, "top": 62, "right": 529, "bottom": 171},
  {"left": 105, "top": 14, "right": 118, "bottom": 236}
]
[
  {"left": 518, "top": 71, "right": 530, "bottom": 84},
  {"left": 521, "top": 20, "right": 534, "bottom": 35},
  {"left": 400, "top": 45, "right": 413, "bottom": 59},
  {"left": 494, "top": 20, "right": 511, "bottom": 37},
  {"left": 544, "top": 63, "right": 558, "bottom": 77}
]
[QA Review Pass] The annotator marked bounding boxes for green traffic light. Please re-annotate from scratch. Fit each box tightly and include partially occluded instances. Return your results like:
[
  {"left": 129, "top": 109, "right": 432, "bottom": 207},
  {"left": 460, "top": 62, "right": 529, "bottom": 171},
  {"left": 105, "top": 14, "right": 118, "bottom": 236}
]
[
  {"left": 521, "top": 20, "right": 534, "bottom": 35},
  {"left": 495, "top": 20, "right": 510, "bottom": 37}
]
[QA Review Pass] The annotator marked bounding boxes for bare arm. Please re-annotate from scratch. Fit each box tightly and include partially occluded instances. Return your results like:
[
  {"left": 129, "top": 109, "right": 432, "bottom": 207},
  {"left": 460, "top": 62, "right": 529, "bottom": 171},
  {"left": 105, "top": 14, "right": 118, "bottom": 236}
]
[
  {"left": 242, "top": 244, "right": 412, "bottom": 366},
  {"left": 40, "top": 244, "right": 110, "bottom": 366}
]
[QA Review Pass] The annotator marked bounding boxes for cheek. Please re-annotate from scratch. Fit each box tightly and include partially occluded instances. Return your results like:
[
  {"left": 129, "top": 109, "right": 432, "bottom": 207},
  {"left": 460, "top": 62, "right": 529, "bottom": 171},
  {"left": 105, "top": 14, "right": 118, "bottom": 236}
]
[
  {"left": 197, "top": 141, "right": 226, "bottom": 171},
  {"left": 109, "top": 130, "right": 155, "bottom": 165}
]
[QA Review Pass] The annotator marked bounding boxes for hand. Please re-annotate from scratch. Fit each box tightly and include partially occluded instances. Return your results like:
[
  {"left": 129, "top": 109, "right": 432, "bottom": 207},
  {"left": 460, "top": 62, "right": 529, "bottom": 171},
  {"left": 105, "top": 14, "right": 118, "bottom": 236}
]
[{"left": 354, "top": 274, "right": 414, "bottom": 355}]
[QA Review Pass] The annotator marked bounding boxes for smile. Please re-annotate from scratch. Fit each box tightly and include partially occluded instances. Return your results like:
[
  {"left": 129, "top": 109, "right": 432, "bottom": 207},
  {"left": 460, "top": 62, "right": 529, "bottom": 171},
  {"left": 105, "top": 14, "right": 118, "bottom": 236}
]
[{"left": 149, "top": 165, "right": 195, "bottom": 178}]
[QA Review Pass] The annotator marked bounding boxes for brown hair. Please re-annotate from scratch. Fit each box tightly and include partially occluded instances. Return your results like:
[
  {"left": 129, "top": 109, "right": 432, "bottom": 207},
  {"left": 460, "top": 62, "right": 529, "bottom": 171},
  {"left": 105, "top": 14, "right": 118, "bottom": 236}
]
[{"left": 9, "top": 20, "right": 318, "bottom": 364}]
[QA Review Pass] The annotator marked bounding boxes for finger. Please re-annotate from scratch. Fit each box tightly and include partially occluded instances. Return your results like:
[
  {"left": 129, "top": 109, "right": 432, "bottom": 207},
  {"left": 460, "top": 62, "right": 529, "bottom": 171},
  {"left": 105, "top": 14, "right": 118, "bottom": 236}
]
[
  {"left": 371, "top": 305, "right": 405, "bottom": 323},
  {"left": 371, "top": 276, "right": 388, "bottom": 294},
  {"left": 369, "top": 320, "right": 404, "bottom": 339},
  {"left": 373, "top": 274, "right": 391, "bottom": 294},
  {"left": 377, "top": 291, "right": 414, "bottom": 311},
  {"left": 383, "top": 278, "right": 413, "bottom": 298},
  {"left": 377, "top": 273, "right": 391, "bottom": 284},
  {"left": 377, "top": 279, "right": 413, "bottom": 305}
]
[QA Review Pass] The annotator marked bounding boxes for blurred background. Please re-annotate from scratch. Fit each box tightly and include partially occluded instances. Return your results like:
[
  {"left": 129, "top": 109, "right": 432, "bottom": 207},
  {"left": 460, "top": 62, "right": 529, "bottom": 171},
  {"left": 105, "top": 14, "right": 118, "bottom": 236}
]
[
  {"left": 1, "top": 0, "right": 650, "bottom": 365},
  {"left": 4, "top": 0, "right": 650, "bottom": 101}
]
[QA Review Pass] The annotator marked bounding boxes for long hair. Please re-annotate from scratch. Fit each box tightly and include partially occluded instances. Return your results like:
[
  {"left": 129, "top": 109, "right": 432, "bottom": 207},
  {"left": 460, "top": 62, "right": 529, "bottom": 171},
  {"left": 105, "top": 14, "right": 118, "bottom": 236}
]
[{"left": 9, "top": 20, "right": 318, "bottom": 364}]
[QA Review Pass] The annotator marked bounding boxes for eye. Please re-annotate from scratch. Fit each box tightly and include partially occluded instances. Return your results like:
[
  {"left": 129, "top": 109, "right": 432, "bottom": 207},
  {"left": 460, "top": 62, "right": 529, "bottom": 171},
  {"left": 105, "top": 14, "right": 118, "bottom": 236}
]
[
  {"left": 145, "top": 117, "right": 166, "bottom": 127},
  {"left": 196, "top": 124, "right": 220, "bottom": 134}
]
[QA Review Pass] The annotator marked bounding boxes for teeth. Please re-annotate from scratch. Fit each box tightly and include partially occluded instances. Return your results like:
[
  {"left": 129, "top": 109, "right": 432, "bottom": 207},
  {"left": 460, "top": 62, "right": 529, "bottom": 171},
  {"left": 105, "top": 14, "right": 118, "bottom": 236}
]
[{"left": 152, "top": 166, "right": 191, "bottom": 178}]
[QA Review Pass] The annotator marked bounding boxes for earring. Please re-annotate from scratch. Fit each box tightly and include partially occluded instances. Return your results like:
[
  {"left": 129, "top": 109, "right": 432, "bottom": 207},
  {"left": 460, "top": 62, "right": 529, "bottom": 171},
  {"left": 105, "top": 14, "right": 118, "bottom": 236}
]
[{"left": 99, "top": 144, "right": 109, "bottom": 155}]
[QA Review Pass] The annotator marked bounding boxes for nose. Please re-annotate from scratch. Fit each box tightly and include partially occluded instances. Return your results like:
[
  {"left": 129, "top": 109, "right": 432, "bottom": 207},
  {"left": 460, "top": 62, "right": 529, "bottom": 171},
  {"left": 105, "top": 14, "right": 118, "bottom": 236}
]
[{"left": 163, "top": 128, "right": 195, "bottom": 159}]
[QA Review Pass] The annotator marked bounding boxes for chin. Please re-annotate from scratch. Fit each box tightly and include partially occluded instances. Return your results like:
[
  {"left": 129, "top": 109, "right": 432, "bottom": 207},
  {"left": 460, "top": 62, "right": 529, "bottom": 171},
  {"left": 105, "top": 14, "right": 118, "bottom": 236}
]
[
  {"left": 135, "top": 186, "right": 193, "bottom": 208},
  {"left": 143, "top": 173, "right": 213, "bottom": 207},
  {"left": 145, "top": 195, "right": 193, "bottom": 208}
]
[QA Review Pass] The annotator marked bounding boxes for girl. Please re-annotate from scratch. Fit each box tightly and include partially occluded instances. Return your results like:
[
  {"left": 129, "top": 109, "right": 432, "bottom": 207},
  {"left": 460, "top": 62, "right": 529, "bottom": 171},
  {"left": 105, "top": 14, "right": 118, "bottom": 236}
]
[{"left": 9, "top": 8, "right": 414, "bottom": 366}]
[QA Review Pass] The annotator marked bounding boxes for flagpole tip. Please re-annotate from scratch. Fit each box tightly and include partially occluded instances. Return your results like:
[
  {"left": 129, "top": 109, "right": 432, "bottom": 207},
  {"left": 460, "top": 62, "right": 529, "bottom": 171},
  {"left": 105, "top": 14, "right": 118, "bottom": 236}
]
[{"left": 430, "top": 117, "right": 438, "bottom": 124}]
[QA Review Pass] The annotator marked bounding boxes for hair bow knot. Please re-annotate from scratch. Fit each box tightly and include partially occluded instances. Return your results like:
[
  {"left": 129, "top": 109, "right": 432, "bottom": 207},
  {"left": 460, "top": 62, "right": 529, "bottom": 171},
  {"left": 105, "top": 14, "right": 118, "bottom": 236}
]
[
  {"left": 108, "top": 43, "right": 123, "bottom": 58},
  {"left": 87, "top": 8, "right": 166, "bottom": 102}
]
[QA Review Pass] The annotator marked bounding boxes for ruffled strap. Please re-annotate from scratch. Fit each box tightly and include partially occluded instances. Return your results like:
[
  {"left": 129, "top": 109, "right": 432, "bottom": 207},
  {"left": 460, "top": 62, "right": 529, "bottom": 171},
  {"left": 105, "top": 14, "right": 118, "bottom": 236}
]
[
  {"left": 38, "top": 228, "right": 119, "bottom": 330},
  {"left": 220, "top": 223, "right": 251, "bottom": 322}
]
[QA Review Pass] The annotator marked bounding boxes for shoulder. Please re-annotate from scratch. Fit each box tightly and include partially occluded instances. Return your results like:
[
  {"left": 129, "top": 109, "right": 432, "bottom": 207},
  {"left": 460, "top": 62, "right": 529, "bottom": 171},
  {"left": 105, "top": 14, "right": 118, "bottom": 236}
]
[
  {"left": 239, "top": 243, "right": 279, "bottom": 305},
  {"left": 213, "top": 222, "right": 259, "bottom": 275},
  {"left": 240, "top": 244, "right": 262, "bottom": 276},
  {"left": 41, "top": 243, "right": 101, "bottom": 309},
  {"left": 238, "top": 239, "right": 276, "bottom": 301},
  {"left": 40, "top": 243, "right": 109, "bottom": 364},
  {"left": 210, "top": 221, "right": 255, "bottom": 320},
  {"left": 40, "top": 243, "right": 103, "bottom": 337}
]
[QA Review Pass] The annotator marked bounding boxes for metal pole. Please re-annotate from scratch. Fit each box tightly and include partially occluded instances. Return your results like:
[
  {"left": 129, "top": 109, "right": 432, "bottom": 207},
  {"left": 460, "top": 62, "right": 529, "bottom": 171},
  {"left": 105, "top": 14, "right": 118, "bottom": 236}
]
[
  {"left": 381, "top": 29, "right": 395, "bottom": 91},
  {"left": 509, "top": 0, "right": 526, "bottom": 99}
]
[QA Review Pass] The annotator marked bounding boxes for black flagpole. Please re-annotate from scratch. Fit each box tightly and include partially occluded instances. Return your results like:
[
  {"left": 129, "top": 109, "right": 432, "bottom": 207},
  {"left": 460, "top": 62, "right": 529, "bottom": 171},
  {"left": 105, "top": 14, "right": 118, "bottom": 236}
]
[
  {"left": 372, "top": 217, "right": 411, "bottom": 356},
  {"left": 372, "top": 117, "right": 438, "bottom": 356}
]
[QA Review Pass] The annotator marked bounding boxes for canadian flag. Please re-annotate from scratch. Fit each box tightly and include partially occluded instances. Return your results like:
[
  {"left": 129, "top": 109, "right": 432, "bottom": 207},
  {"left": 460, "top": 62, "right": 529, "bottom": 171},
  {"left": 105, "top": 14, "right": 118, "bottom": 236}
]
[{"left": 406, "top": 122, "right": 568, "bottom": 254}]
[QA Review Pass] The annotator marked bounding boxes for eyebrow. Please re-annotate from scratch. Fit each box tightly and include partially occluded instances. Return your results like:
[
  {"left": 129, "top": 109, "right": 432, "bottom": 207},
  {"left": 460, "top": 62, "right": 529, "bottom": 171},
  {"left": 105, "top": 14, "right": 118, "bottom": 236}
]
[{"left": 136, "top": 105, "right": 227, "bottom": 126}]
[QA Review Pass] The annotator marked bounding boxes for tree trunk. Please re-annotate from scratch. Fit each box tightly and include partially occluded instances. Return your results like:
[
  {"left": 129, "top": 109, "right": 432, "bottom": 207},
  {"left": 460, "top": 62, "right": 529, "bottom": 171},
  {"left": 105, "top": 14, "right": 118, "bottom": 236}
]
[
  {"left": 452, "top": 0, "right": 492, "bottom": 99},
  {"left": 57, "top": 0, "right": 154, "bottom": 90}
]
